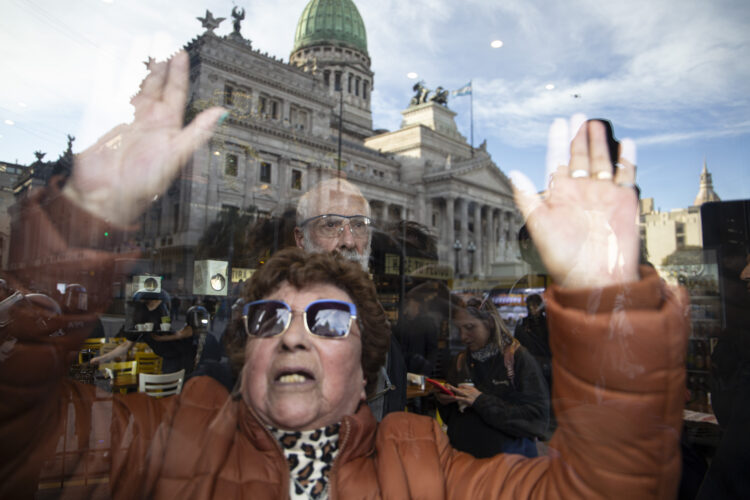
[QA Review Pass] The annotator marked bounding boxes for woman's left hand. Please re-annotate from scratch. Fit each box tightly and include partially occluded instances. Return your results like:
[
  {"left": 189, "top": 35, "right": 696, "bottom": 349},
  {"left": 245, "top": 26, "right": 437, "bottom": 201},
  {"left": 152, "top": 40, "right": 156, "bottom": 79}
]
[{"left": 449, "top": 384, "right": 482, "bottom": 407}]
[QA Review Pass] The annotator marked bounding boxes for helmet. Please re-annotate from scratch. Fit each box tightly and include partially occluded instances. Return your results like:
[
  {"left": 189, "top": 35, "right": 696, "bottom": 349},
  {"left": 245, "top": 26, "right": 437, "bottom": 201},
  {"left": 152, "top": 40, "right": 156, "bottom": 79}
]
[
  {"left": 25, "top": 293, "right": 62, "bottom": 319},
  {"left": 0, "top": 290, "right": 62, "bottom": 335},
  {"left": 63, "top": 284, "right": 88, "bottom": 313},
  {"left": 186, "top": 305, "right": 210, "bottom": 330}
]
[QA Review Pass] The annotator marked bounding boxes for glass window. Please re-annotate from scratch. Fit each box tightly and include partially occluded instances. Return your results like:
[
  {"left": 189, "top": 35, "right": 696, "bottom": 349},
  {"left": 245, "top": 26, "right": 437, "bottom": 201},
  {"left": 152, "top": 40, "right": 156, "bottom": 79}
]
[
  {"left": 259, "top": 161, "right": 272, "bottom": 183},
  {"left": 224, "top": 84, "right": 234, "bottom": 106},
  {"left": 4, "top": 3, "right": 747, "bottom": 497},
  {"left": 224, "top": 154, "right": 238, "bottom": 176},
  {"left": 291, "top": 169, "right": 302, "bottom": 190}
]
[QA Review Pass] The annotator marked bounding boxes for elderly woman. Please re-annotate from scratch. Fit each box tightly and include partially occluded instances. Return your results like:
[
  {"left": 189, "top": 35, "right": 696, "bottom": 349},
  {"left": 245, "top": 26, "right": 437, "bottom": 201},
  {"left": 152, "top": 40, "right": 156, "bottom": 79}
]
[
  {"left": 0, "top": 54, "right": 688, "bottom": 499},
  {"left": 436, "top": 296, "right": 549, "bottom": 458}
]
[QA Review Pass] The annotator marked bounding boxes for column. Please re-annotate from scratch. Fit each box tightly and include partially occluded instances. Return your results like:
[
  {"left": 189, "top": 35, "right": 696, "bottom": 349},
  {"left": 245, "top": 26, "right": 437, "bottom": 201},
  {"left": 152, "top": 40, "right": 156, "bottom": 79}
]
[
  {"left": 425, "top": 198, "right": 433, "bottom": 232},
  {"left": 487, "top": 208, "right": 496, "bottom": 267},
  {"left": 460, "top": 198, "right": 469, "bottom": 274},
  {"left": 445, "top": 197, "right": 455, "bottom": 264},
  {"left": 473, "top": 204, "right": 482, "bottom": 276}
]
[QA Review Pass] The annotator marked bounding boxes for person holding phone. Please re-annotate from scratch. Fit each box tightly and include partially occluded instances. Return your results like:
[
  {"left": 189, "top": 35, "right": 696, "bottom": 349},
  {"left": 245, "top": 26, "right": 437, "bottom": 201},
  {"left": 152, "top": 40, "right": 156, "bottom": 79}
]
[{"left": 436, "top": 295, "right": 549, "bottom": 458}]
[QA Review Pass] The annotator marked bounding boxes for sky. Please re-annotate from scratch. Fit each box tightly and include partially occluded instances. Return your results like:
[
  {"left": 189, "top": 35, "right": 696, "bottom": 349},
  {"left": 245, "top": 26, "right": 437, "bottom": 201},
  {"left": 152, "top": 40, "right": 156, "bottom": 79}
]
[{"left": 1, "top": 0, "right": 749, "bottom": 212}]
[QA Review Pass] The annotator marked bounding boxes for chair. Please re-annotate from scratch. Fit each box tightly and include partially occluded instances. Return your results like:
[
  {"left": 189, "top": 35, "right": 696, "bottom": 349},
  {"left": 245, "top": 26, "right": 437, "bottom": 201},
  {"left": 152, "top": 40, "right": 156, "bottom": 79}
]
[
  {"left": 100, "top": 360, "right": 137, "bottom": 380},
  {"left": 138, "top": 370, "right": 185, "bottom": 398},
  {"left": 135, "top": 352, "right": 163, "bottom": 374},
  {"left": 82, "top": 337, "right": 107, "bottom": 347}
]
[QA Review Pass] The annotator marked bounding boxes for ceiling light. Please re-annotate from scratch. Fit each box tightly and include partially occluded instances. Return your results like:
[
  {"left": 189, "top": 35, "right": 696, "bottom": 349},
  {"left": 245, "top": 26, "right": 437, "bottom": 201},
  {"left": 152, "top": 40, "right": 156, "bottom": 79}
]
[{"left": 490, "top": 40, "right": 503, "bottom": 48}]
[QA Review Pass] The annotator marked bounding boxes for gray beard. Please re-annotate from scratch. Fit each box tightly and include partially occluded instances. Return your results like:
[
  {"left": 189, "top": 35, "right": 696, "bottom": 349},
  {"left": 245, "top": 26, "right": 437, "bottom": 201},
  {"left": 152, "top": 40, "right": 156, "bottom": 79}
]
[{"left": 303, "top": 237, "right": 371, "bottom": 273}]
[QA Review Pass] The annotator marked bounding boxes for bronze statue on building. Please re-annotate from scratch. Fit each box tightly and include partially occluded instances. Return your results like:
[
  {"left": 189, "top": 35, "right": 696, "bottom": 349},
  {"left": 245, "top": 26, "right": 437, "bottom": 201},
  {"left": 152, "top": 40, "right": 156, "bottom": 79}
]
[{"left": 409, "top": 81, "right": 448, "bottom": 107}]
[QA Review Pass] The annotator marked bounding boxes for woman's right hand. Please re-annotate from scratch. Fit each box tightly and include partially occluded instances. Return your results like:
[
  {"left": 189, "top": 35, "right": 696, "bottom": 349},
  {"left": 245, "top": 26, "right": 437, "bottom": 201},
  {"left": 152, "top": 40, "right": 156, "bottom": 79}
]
[{"left": 434, "top": 392, "right": 456, "bottom": 405}]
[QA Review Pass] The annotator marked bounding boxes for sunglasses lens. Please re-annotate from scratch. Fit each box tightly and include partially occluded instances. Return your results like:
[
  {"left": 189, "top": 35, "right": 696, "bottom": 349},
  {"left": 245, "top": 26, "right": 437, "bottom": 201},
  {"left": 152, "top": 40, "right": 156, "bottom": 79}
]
[
  {"left": 306, "top": 301, "right": 354, "bottom": 338},
  {"left": 245, "top": 300, "right": 289, "bottom": 337}
]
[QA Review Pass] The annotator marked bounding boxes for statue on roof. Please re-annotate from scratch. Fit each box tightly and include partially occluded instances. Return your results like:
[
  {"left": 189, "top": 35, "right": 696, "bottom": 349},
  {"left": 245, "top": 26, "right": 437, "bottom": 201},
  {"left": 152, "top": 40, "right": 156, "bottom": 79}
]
[
  {"left": 409, "top": 81, "right": 430, "bottom": 106},
  {"left": 197, "top": 10, "right": 225, "bottom": 34},
  {"left": 429, "top": 86, "right": 449, "bottom": 106},
  {"left": 409, "top": 81, "right": 449, "bottom": 107},
  {"left": 231, "top": 6, "right": 245, "bottom": 36},
  {"left": 33, "top": 151, "right": 46, "bottom": 163}
]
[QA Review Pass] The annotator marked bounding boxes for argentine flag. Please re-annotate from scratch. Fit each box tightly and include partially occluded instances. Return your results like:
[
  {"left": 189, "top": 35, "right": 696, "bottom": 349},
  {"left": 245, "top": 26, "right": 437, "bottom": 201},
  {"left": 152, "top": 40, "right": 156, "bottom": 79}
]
[{"left": 452, "top": 82, "right": 472, "bottom": 97}]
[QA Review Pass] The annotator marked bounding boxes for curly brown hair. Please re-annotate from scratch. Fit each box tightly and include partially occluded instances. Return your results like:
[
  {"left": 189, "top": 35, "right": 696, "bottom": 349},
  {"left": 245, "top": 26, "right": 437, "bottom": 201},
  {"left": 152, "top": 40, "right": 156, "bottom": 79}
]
[{"left": 236, "top": 247, "right": 391, "bottom": 397}]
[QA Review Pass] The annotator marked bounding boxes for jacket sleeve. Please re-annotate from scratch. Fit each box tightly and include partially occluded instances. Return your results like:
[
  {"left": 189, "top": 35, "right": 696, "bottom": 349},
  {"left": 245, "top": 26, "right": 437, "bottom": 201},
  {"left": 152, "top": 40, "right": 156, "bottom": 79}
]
[
  {"left": 471, "top": 348, "right": 550, "bottom": 440},
  {"left": 441, "top": 267, "right": 688, "bottom": 500},
  {"left": 0, "top": 180, "right": 159, "bottom": 497}
]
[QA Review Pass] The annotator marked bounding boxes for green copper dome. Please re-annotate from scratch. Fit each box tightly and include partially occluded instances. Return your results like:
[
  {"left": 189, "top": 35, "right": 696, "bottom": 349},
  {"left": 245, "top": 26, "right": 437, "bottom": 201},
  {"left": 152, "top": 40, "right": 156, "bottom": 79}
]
[{"left": 293, "top": 0, "right": 368, "bottom": 55}]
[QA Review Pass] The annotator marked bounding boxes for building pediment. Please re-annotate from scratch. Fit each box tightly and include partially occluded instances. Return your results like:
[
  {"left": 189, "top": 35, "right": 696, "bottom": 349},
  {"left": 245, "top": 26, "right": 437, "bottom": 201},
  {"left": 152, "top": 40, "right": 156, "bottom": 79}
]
[{"left": 425, "top": 158, "right": 513, "bottom": 198}]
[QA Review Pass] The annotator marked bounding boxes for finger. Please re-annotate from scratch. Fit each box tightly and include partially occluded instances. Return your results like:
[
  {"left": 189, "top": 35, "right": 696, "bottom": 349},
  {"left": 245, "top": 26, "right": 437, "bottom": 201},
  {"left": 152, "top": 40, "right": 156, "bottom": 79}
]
[
  {"left": 509, "top": 170, "right": 542, "bottom": 221},
  {"left": 569, "top": 113, "right": 587, "bottom": 142},
  {"left": 134, "top": 58, "right": 169, "bottom": 105},
  {"left": 568, "top": 120, "right": 590, "bottom": 178},
  {"left": 545, "top": 118, "right": 569, "bottom": 189},
  {"left": 172, "top": 107, "right": 227, "bottom": 166},
  {"left": 86, "top": 123, "right": 128, "bottom": 152},
  {"left": 163, "top": 51, "right": 190, "bottom": 119},
  {"left": 614, "top": 138, "right": 637, "bottom": 187},
  {"left": 587, "top": 120, "right": 614, "bottom": 180}
]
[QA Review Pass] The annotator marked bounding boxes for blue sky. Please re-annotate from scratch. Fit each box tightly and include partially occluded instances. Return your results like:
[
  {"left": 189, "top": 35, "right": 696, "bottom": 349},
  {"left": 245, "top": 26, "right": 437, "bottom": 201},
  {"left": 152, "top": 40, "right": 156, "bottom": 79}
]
[{"left": 2, "top": 0, "right": 749, "bottom": 211}]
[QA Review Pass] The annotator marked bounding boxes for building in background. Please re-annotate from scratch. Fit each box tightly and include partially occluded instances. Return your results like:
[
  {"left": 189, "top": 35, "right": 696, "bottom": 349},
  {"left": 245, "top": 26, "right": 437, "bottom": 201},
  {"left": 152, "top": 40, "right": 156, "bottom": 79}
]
[
  {"left": 639, "top": 160, "right": 721, "bottom": 267},
  {"left": 4, "top": 0, "right": 525, "bottom": 294}
]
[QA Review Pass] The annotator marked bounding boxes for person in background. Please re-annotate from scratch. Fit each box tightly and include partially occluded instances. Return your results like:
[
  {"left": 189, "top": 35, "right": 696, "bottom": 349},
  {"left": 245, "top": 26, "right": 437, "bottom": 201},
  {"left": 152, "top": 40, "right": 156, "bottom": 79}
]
[
  {"left": 294, "top": 177, "right": 407, "bottom": 419},
  {"left": 395, "top": 285, "right": 439, "bottom": 377},
  {"left": 513, "top": 294, "right": 551, "bottom": 387},
  {"left": 90, "top": 289, "right": 170, "bottom": 365},
  {"left": 437, "top": 295, "right": 549, "bottom": 458}
]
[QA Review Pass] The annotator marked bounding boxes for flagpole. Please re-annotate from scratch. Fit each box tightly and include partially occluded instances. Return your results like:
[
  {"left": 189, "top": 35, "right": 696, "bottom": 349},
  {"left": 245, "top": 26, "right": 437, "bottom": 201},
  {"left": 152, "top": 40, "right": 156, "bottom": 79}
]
[{"left": 470, "top": 79, "right": 474, "bottom": 158}]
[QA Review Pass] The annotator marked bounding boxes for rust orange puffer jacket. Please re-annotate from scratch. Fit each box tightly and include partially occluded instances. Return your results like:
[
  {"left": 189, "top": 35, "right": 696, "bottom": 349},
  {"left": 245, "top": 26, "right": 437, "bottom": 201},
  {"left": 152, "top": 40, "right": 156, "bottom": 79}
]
[{"left": 1, "top": 267, "right": 687, "bottom": 499}]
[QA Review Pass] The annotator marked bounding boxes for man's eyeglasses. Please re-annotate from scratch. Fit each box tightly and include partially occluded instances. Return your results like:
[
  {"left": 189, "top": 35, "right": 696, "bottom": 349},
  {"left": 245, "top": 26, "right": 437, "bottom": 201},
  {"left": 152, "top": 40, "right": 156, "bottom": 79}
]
[
  {"left": 299, "top": 214, "right": 371, "bottom": 239},
  {"left": 242, "top": 299, "right": 358, "bottom": 339}
]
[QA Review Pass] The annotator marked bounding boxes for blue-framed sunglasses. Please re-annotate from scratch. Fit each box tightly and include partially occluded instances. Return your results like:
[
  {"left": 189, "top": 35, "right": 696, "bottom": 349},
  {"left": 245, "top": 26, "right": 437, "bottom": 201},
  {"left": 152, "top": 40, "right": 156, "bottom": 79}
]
[{"left": 242, "top": 299, "right": 358, "bottom": 339}]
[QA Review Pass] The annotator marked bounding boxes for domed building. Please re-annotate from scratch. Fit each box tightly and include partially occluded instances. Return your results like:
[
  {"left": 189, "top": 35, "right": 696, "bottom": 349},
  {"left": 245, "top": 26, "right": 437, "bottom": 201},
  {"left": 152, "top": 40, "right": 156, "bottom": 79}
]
[
  {"left": 290, "top": 0, "right": 374, "bottom": 139},
  {"left": 8, "top": 1, "right": 524, "bottom": 297}
]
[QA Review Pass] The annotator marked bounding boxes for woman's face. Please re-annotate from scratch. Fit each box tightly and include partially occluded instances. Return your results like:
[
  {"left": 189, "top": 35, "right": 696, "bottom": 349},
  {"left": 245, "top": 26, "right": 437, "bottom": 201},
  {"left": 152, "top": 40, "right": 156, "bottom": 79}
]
[
  {"left": 242, "top": 281, "right": 366, "bottom": 430},
  {"left": 454, "top": 308, "right": 491, "bottom": 352}
]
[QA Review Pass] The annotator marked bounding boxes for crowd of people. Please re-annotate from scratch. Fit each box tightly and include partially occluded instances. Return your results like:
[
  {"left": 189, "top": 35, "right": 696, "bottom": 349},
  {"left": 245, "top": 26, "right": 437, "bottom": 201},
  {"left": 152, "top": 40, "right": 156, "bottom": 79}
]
[{"left": 0, "top": 50, "right": 715, "bottom": 499}]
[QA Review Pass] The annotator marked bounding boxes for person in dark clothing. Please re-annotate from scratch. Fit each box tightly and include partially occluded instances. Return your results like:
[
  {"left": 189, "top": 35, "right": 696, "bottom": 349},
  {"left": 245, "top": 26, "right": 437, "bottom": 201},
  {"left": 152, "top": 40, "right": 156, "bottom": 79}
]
[
  {"left": 91, "top": 290, "right": 171, "bottom": 365},
  {"left": 513, "top": 294, "right": 552, "bottom": 387},
  {"left": 395, "top": 293, "right": 439, "bottom": 377},
  {"left": 147, "top": 305, "right": 224, "bottom": 376},
  {"left": 437, "top": 295, "right": 549, "bottom": 458}
]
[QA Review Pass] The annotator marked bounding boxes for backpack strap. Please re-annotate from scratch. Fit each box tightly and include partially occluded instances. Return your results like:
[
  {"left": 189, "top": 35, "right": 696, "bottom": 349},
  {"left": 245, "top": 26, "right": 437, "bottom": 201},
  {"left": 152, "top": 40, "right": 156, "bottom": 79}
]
[{"left": 503, "top": 340, "right": 521, "bottom": 386}]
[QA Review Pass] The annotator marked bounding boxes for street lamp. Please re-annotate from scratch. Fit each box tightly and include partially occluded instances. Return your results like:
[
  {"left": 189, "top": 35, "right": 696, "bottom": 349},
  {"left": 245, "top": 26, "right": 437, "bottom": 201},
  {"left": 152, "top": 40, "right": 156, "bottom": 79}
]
[
  {"left": 453, "top": 239, "right": 462, "bottom": 276},
  {"left": 467, "top": 241, "right": 477, "bottom": 276}
]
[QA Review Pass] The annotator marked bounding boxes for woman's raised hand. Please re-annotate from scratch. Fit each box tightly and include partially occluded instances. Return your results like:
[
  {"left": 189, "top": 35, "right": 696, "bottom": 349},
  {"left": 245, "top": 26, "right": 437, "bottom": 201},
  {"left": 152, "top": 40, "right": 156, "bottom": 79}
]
[
  {"left": 510, "top": 118, "right": 639, "bottom": 289},
  {"left": 62, "top": 51, "right": 226, "bottom": 227}
]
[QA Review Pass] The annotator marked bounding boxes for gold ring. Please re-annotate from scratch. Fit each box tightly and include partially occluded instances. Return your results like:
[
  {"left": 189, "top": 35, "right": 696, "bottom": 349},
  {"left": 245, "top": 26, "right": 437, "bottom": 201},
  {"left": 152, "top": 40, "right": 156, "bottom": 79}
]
[{"left": 593, "top": 171, "right": 613, "bottom": 180}]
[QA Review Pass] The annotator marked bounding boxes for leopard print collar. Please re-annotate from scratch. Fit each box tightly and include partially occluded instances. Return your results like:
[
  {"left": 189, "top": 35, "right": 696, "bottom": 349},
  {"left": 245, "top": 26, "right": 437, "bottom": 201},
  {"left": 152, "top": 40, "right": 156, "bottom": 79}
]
[{"left": 270, "top": 423, "right": 340, "bottom": 500}]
